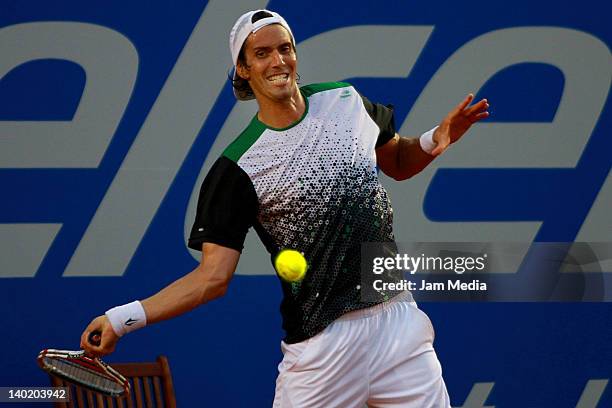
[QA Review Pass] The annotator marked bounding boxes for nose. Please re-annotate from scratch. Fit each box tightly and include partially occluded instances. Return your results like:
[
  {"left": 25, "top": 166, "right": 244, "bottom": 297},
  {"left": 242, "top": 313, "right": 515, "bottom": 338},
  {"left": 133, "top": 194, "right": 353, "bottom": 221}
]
[{"left": 271, "top": 50, "right": 285, "bottom": 66}]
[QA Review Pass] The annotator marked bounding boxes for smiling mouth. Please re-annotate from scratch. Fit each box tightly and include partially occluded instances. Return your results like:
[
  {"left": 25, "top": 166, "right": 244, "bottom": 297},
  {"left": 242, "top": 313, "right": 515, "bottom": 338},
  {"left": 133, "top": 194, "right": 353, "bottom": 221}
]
[{"left": 267, "top": 73, "right": 289, "bottom": 85}]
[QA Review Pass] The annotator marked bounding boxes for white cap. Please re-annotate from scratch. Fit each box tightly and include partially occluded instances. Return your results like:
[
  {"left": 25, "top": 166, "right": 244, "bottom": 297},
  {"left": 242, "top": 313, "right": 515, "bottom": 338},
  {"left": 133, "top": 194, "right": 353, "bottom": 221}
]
[{"left": 229, "top": 9, "right": 295, "bottom": 101}]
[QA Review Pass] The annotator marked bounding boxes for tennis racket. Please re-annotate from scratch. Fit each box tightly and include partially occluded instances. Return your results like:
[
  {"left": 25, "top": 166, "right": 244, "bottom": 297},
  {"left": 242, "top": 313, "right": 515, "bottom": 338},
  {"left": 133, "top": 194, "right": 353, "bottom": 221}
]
[{"left": 37, "top": 331, "right": 130, "bottom": 397}]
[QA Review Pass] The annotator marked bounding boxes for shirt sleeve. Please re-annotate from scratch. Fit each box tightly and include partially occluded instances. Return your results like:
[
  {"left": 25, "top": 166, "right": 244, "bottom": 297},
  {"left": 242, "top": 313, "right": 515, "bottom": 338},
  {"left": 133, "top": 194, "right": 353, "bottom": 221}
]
[
  {"left": 359, "top": 94, "right": 396, "bottom": 148},
  {"left": 187, "top": 156, "right": 258, "bottom": 252}
]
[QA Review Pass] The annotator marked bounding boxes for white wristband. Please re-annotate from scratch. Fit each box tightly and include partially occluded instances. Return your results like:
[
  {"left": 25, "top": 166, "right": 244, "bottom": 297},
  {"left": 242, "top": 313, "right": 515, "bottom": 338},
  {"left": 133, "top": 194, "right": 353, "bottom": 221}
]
[
  {"left": 105, "top": 300, "right": 147, "bottom": 337},
  {"left": 419, "top": 126, "right": 439, "bottom": 155}
]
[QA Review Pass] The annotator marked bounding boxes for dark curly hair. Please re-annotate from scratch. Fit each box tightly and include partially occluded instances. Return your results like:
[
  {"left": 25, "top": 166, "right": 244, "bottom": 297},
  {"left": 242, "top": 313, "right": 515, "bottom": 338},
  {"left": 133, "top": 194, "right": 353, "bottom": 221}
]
[{"left": 231, "top": 46, "right": 255, "bottom": 100}]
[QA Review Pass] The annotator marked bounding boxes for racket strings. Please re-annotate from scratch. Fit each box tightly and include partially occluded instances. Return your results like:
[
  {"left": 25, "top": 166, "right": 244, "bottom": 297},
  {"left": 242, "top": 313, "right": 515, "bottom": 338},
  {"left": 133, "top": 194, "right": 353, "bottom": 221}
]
[{"left": 43, "top": 356, "right": 124, "bottom": 394}]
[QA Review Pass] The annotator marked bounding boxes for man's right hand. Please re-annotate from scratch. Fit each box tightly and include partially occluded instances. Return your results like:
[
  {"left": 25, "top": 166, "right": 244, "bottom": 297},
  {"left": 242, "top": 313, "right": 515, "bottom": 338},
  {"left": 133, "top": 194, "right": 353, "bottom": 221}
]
[{"left": 80, "top": 315, "right": 120, "bottom": 357}]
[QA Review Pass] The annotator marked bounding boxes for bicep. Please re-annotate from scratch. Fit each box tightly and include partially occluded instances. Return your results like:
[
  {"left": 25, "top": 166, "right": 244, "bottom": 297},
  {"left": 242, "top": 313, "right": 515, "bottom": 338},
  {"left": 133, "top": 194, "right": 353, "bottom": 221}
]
[{"left": 198, "top": 242, "right": 241, "bottom": 284}]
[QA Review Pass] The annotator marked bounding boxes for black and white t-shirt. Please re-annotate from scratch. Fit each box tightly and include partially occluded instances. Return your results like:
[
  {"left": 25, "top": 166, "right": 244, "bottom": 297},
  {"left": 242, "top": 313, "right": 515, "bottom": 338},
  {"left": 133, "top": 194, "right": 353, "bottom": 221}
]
[{"left": 189, "top": 82, "right": 397, "bottom": 343}]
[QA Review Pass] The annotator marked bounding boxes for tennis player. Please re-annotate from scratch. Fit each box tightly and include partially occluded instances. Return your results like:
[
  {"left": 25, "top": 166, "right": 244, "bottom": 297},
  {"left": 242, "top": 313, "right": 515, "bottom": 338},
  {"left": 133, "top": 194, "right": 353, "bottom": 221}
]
[{"left": 81, "top": 9, "right": 489, "bottom": 407}]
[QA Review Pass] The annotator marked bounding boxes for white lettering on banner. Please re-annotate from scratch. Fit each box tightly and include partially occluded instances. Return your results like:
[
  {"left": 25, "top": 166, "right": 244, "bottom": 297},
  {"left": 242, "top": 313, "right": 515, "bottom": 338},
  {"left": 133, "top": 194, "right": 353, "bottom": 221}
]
[
  {"left": 185, "top": 25, "right": 435, "bottom": 273},
  {"left": 384, "top": 28, "right": 612, "bottom": 273},
  {"left": 575, "top": 172, "right": 612, "bottom": 272},
  {"left": 454, "top": 382, "right": 495, "bottom": 408},
  {"left": 0, "top": 224, "right": 61, "bottom": 278},
  {"left": 452, "top": 379, "right": 609, "bottom": 408},
  {"left": 2, "top": 20, "right": 608, "bottom": 278},
  {"left": 0, "top": 22, "right": 138, "bottom": 168},
  {"left": 0, "top": 22, "right": 137, "bottom": 277},
  {"left": 576, "top": 379, "right": 609, "bottom": 408},
  {"left": 63, "top": 0, "right": 268, "bottom": 276},
  {"left": 577, "top": 172, "right": 612, "bottom": 243}
]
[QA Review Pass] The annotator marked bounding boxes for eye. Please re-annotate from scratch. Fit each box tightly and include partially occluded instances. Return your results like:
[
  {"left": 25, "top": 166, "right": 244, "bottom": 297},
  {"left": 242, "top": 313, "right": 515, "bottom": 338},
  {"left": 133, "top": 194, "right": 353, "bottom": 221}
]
[
  {"left": 255, "top": 50, "right": 266, "bottom": 58},
  {"left": 280, "top": 45, "right": 292, "bottom": 54}
]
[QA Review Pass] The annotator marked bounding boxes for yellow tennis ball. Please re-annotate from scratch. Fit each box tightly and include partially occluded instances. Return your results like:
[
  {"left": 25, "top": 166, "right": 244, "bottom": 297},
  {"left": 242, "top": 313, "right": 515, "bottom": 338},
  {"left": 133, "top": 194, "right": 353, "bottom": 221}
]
[{"left": 274, "top": 249, "right": 308, "bottom": 282}]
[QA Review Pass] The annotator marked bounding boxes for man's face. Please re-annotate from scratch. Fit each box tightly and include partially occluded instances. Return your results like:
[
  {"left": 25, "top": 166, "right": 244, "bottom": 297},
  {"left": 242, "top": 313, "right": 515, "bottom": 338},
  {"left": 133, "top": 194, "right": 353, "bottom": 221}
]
[{"left": 238, "top": 24, "right": 298, "bottom": 103}]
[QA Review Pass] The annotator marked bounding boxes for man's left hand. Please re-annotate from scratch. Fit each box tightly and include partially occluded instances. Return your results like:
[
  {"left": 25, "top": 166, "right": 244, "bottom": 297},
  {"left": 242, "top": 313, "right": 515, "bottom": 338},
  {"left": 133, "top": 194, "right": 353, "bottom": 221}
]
[{"left": 431, "top": 94, "right": 489, "bottom": 156}]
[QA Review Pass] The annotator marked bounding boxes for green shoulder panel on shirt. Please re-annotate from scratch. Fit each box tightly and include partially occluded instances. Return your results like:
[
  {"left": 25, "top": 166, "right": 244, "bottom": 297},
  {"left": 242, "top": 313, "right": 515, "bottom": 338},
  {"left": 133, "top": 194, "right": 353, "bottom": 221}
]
[
  {"left": 300, "top": 82, "right": 351, "bottom": 97},
  {"left": 223, "top": 115, "right": 267, "bottom": 162},
  {"left": 224, "top": 82, "right": 350, "bottom": 161}
]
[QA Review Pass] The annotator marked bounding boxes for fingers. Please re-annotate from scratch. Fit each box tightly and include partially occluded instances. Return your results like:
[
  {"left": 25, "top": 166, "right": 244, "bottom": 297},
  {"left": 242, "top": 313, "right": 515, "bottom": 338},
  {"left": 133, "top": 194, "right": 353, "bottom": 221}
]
[
  {"left": 436, "top": 94, "right": 489, "bottom": 155},
  {"left": 473, "top": 111, "right": 490, "bottom": 121},
  {"left": 455, "top": 93, "right": 474, "bottom": 113},
  {"left": 80, "top": 316, "right": 117, "bottom": 357},
  {"left": 81, "top": 329, "right": 100, "bottom": 356},
  {"left": 465, "top": 98, "right": 488, "bottom": 115},
  {"left": 81, "top": 333, "right": 100, "bottom": 357},
  {"left": 458, "top": 96, "right": 490, "bottom": 126},
  {"left": 454, "top": 93, "right": 490, "bottom": 120},
  {"left": 80, "top": 320, "right": 97, "bottom": 350}
]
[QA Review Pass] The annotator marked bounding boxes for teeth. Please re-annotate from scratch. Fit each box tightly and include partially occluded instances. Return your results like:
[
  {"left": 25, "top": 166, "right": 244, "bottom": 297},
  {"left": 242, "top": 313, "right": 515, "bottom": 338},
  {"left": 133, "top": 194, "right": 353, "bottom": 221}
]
[{"left": 268, "top": 74, "right": 289, "bottom": 84}]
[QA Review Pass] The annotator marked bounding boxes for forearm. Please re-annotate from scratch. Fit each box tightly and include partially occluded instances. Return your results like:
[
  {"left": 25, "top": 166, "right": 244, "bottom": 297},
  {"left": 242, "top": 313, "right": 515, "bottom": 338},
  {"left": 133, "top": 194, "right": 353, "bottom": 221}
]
[
  {"left": 140, "top": 244, "right": 240, "bottom": 325},
  {"left": 392, "top": 136, "right": 436, "bottom": 180},
  {"left": 140, "top": 266, "right": 227, "bottom": 325},
  {"left": 82, "top": 244, "right": 239, "bottom": 356},
  {"left": 377, "top": 94, "right": 489, "bottom": 181}
]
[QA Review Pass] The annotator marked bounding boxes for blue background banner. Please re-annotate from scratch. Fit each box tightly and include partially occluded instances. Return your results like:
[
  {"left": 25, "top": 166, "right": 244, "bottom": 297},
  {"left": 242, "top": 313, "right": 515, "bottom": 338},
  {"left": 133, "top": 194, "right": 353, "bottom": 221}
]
[{"left": 1, "top": 0, "right": 610, "bottom": 406}]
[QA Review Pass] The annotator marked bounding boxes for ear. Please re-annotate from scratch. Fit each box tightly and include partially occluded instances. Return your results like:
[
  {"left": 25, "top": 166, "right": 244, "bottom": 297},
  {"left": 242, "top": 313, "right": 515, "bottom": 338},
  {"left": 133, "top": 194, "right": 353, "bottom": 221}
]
[{"left": 236, "top": 62, "right": 250, "bottom": 81}]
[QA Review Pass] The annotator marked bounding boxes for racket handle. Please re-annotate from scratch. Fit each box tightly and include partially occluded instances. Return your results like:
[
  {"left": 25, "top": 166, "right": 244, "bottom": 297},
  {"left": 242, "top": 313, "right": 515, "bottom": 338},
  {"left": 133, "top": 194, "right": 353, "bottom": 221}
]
[{"left": 88, "top": 330, "right": 102, "bottom": 346}]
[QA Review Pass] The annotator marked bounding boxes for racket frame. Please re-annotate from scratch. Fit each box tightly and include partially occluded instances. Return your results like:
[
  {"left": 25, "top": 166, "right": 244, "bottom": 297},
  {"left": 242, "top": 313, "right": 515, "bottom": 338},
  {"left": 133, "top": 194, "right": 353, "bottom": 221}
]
[{"left": 37, "top": 348, "right": 130, "bottom": 398}]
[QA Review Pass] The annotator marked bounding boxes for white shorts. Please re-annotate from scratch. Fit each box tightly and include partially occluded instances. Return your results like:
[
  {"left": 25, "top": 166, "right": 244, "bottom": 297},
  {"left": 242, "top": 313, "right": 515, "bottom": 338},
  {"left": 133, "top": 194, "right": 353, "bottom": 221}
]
[{"left": 273, "top": 294, "right": 450, "bottom": 408}]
